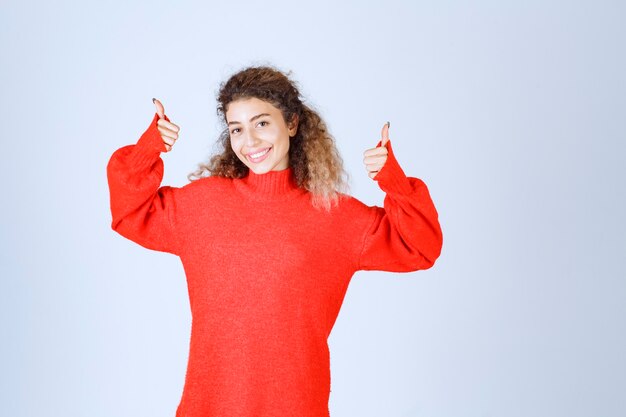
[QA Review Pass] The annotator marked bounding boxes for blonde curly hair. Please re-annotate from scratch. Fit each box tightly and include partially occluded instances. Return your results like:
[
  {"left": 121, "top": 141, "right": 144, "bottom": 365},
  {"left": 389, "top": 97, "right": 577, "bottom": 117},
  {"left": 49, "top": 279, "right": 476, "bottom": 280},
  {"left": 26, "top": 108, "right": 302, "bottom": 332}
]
[{"left": 187, "top": 64, "right": 350, "bottom": 212}]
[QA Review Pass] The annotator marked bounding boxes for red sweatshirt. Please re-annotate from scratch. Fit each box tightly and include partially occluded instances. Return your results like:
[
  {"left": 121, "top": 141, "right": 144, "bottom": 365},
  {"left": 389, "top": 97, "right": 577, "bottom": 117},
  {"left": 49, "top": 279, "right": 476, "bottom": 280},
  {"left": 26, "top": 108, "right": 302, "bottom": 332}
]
[{"left": 106, "top": 112, "right": 443, "bottom": 417}]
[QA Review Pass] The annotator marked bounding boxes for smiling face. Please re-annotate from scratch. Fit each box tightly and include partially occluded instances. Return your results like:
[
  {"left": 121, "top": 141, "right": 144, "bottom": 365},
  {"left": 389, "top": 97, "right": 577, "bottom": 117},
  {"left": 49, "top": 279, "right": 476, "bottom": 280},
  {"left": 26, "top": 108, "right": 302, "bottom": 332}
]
[{"left": 226, "top": 97, "right": 298, "bottom": 174}]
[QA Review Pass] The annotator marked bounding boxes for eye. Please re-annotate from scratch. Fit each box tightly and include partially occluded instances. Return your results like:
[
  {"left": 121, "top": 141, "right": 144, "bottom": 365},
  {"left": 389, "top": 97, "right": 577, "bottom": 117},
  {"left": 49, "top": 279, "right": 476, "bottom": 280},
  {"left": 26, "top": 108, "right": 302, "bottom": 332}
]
[
  {"left": 230, "top": 127, "right": 240, "bottom": 134},
  {"left": 258, "top": 121, "right": 268, "bottom": 127}
]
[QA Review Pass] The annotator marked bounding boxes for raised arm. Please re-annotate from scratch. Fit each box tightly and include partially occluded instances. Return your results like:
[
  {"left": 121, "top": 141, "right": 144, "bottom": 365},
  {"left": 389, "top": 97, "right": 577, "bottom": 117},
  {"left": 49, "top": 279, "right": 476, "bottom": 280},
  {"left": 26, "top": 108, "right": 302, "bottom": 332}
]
[
  {"left": 357, "top": 125, "right": 443, "bottom": 272},
  {"left": 106, "top": 101, "right": 182, "bottom": 255}
]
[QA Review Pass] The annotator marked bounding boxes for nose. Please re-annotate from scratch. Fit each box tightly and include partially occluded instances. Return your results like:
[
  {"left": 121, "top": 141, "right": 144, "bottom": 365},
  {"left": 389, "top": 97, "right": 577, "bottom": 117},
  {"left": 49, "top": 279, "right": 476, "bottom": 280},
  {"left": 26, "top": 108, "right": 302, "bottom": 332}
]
[{"left": 244, "top": 129, "right": 261, "bottom": 148}]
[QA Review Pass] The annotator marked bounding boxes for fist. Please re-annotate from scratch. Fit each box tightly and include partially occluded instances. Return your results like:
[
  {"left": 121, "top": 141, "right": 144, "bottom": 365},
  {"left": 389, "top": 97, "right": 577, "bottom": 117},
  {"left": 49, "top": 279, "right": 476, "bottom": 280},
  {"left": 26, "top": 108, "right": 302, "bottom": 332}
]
[
  {"left": 363, "top": 122, "right": 390, "bottom": 179},
  {"left": 153, "top": 98, "right": 180, "bottom": 152}
]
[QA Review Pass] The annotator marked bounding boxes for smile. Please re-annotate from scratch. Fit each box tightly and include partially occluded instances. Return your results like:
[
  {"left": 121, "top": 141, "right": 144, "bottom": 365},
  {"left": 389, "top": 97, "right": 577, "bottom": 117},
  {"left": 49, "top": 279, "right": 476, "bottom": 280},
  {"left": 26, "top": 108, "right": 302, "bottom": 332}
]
[{"left": 247, "top": 147, "right": 271, "bottom": 162}]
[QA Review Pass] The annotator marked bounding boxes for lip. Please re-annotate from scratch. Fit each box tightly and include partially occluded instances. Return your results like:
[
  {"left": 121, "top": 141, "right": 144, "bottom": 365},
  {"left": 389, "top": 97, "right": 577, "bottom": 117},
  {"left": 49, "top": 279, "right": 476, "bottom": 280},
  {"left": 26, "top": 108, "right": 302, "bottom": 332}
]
[{"left": 247, "top": 147, "right": 272, "bottom": 163}]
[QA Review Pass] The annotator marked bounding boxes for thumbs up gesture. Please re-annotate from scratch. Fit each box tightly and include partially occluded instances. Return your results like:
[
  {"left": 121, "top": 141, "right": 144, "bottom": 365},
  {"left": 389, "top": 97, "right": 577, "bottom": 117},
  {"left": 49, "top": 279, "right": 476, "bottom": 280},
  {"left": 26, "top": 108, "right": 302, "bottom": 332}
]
[
  {"left": 153, "top": 98, "right": 180, "bottom": 152},
  {"left": 363, "top": 122, "right": 391, "bottom": 179}
]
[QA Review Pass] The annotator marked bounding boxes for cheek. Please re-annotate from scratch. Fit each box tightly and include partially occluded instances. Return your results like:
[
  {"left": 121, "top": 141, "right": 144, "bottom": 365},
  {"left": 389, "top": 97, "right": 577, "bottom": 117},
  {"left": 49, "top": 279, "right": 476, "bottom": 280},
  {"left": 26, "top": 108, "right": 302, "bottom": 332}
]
[
  {"left": 269, "top": 129, "right": 289, "bottom": 147},
  {"left": 231, "top": 144, "right": 246, "bottom": 161},
  {"left": 280, "top": 133, "right": 291, "bottom": 149},
  {"left": 230, "top": 137, "right": 242, "bottom": 153}
]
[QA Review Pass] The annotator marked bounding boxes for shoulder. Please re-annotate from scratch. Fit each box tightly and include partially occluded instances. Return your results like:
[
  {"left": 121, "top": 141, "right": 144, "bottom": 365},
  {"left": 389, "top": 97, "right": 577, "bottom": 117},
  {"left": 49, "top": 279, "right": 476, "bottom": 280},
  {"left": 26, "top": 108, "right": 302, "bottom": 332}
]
[
  {"left": 322, "top": 191, "right": 382, "bottom": 263},
  {"left": 182, "top": 174, "right": 232, "bottom": 190},
  {"left": 336, "top": 191, "right": 373, "bottom": 211},
  {"left": 332, "top": 191, "right": 379, "bottom": 224},
  {"left": 171, "top": 175, "right": 235, "bottom": 202}
]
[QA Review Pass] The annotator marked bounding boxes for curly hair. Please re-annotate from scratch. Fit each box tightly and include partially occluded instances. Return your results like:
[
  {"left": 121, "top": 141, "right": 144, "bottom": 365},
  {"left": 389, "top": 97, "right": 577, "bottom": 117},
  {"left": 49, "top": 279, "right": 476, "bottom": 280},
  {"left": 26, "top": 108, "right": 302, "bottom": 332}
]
[{"left": 187, "top": 64, "right": 350, "bottom": 212}]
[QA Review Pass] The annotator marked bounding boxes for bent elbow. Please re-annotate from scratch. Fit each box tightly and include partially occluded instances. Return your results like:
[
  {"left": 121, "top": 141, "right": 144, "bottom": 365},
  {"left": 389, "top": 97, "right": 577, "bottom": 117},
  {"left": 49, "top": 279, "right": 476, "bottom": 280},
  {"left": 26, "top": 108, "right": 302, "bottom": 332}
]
[
  {"left": 415, "top": 230, "right": 443, "bottom": 271},
  {"left": 110, "top": 217, "right": 121, "bottom": 233},
  {"left": 110, "top": 216, "right": 135, "bottom": 241}
]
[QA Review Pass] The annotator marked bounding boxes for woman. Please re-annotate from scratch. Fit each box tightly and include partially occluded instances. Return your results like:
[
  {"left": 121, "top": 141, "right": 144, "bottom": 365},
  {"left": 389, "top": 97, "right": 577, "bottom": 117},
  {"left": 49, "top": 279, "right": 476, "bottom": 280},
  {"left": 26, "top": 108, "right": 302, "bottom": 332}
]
[{"left": 106, "top": 65, "right": 443, "bottom": 417}]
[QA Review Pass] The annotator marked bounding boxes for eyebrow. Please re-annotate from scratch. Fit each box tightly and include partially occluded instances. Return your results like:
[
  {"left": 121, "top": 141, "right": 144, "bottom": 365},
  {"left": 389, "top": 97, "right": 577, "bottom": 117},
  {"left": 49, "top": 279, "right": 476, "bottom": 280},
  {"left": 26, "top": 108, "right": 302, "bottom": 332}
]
[{"left": 227, "top": 113, "right": 271, "bottom": 126}]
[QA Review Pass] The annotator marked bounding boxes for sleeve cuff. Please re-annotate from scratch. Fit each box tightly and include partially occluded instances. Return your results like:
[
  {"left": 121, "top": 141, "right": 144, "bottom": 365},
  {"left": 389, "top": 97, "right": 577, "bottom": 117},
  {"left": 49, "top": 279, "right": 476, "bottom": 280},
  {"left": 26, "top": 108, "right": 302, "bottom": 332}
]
[
  {"left": 372, "top": 139, "right": 413, "bottom": 195},
  {"left": 128, "top": 112, "right": 171, "bottom": 170}
]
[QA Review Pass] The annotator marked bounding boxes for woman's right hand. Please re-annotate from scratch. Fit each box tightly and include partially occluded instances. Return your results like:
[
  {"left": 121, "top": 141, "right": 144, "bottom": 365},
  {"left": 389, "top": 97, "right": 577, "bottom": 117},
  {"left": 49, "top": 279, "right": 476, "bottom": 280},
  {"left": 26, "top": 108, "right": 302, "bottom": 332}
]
[{"left": 153, "top": 98, "right": 180, "bottom": 152}]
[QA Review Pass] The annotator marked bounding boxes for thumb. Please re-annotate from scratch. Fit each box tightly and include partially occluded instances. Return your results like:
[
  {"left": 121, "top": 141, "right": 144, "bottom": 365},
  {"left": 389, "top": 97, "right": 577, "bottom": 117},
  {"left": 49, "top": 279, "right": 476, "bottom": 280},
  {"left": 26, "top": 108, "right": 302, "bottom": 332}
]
[
  {"left": 380, "top": 121, "right": 390, "bottom": 146},
  {"left": 153, "top": 97, "right": 165, "bottom": 119}
]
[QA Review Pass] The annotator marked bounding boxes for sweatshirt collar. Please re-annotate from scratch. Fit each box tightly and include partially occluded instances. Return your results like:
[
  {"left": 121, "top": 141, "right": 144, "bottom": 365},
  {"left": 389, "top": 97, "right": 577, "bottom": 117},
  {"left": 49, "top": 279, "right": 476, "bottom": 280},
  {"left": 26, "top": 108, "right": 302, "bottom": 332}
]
[{"left": 235, "top": 166, "right": 305, "bottom": 200}]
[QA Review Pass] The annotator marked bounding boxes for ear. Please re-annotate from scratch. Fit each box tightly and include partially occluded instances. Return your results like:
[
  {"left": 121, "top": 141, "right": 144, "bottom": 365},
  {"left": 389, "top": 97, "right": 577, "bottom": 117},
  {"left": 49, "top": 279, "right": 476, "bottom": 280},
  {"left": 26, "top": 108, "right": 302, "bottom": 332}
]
[{"left": 288, "top": 114, "right": 299, "bottom": 137}]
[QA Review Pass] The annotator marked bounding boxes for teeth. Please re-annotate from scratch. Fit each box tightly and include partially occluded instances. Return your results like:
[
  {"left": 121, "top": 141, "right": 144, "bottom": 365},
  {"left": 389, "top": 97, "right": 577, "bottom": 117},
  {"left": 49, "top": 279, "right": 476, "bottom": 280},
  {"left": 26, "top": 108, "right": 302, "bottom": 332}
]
[{"left": 250, "top": 148, "right": 270, "bottom": 158}]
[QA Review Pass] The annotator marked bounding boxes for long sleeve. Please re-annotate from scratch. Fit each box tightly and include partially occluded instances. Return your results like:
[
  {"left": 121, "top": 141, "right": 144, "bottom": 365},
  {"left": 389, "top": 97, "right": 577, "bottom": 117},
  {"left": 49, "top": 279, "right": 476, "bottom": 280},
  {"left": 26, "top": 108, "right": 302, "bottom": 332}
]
[
  {"left": 106, "top": 112, "right": 181, "bottom": 255},
  {"left": 356, "top": 139, "right": 443, "bottom": 272}
]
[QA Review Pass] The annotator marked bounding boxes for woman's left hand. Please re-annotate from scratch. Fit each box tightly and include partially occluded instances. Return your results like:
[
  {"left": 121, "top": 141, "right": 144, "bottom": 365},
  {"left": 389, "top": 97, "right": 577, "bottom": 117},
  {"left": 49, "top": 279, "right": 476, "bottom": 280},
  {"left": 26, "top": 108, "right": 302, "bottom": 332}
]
[{"left": 363, "top": 122, "right": 390, "bottom": 179}]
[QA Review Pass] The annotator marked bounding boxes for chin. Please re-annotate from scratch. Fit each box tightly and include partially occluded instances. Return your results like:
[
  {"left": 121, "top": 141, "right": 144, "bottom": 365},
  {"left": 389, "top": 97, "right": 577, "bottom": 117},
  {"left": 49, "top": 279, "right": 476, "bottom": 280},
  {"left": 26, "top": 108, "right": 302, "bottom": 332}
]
[
  {"left": 248, "top": 167, "right": 265, "bottom": 174},
  {"left": 247, "top": 163, "right": 272, "bottom": 174}
]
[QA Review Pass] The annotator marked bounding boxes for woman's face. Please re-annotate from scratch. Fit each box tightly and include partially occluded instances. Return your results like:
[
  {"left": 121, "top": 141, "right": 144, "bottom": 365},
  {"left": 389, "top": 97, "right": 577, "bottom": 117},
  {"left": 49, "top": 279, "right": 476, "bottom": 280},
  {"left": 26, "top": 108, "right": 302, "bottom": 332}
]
[{"left": 226, "top": 97, "right": 298, "bottom": 174}]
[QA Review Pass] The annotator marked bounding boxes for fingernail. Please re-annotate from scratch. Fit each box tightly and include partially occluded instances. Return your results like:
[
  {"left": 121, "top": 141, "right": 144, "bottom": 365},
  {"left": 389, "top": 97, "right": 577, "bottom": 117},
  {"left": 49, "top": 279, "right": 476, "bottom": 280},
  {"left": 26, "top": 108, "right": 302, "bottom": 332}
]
[
  {"left": 386, "top": 121, "right": 390, "bottom": 128},
  {"left": 152, "top": 98, "right": 156, "bottom": 103}
]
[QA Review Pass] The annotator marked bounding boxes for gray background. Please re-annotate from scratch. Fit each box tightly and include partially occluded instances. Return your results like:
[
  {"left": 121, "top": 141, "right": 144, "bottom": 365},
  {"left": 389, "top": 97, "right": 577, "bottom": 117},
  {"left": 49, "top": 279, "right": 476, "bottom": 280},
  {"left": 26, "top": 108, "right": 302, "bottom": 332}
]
[{"left": 1, "top": 1, "right": 624, "bottom": 416}]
